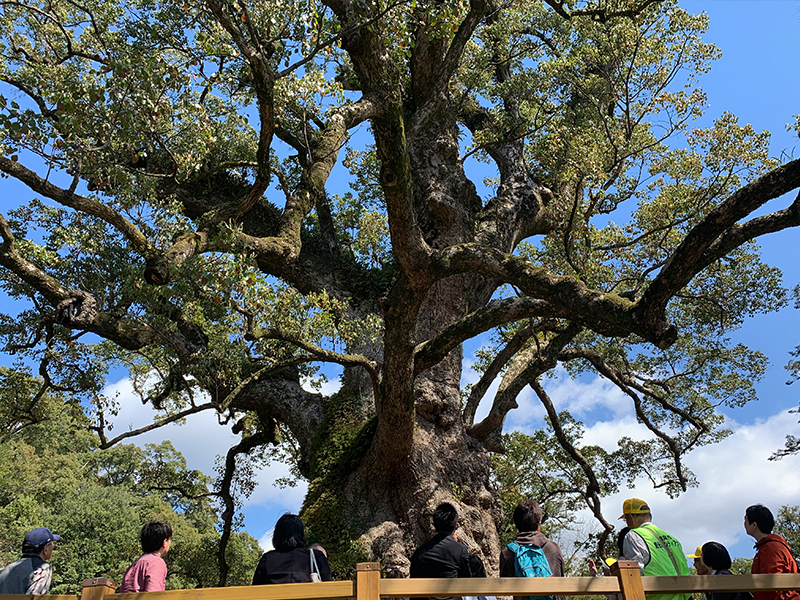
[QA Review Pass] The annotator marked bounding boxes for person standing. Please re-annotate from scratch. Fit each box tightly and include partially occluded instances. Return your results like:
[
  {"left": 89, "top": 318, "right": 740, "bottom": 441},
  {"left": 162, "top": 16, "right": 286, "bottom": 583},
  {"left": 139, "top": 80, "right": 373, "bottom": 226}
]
[
  {"left": 119, "top": 521, "right": 173, "bottom": 592},
  {"left": 618, "top": 498, "right": 690, "bottom": 600},
  {"left": 253, "top": 514, "right": 332, "bottom": 584},
  {"left": 410, "top": 502, "right": 472, "bottom": 579},
  {"left": 500, "top": 499, "right": 564, "bottom": 600},
  {"left": 0, "top": 527, "right": 60, "bottom": 595},
  {"left": 745, "top": 504, "right": 799, "bottom": 600},
  {"left": 688, "top": 541, "right": 752, "bottom": 600}
]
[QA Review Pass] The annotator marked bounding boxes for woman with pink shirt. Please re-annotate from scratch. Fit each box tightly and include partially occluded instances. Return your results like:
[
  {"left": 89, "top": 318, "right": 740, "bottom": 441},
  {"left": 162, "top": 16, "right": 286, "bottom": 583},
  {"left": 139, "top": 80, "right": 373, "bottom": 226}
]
[{"left": 119, "top": 521, "right": 172, "bottom": 592}]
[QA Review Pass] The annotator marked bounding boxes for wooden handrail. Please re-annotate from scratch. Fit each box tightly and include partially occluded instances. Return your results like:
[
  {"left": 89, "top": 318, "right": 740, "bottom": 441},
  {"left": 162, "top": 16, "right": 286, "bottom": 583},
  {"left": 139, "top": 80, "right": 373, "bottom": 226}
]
[
  {"left": 380, "top": 577, "right": 621, "bottom": 596},
  {"left": 114, "top": 582, "right": 355, "bottom": 600},
  {"left": 68, "top": 561, "right": 800, "bottom": 600},
  {"left": 0, "top": 595, "right": 78, "bottom": 600},
  {"left": 641, "top": 574, "right": 800, "bottom": 593}
]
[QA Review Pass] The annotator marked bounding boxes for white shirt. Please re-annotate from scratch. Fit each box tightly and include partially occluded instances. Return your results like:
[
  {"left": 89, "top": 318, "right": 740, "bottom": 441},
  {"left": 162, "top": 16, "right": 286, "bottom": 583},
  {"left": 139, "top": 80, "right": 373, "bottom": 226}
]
[{"left": 621, "top": 528, "right": 651, "bottom": 571}]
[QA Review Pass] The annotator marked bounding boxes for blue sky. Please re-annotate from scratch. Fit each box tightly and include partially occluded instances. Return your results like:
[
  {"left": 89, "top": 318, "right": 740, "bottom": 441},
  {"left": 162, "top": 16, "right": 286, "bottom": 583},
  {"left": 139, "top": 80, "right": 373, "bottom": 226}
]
[{"left": 1, "top": 0, "right": 800, "bottom": 569}]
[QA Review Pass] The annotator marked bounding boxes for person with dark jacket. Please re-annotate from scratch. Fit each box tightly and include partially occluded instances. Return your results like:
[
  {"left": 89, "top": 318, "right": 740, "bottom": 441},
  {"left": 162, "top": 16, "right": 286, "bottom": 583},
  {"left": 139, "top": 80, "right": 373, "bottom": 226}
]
[
  {"left": 690, "top": 541, "right": 752, "bottom": 600},
  {"left": 253, "top": 514, "right": 332, "bottom": 584},
  {"left": 745, "top": 505, "right": 799, "bottom": 600},
  {"left": 410, "top": 503, "right": 473, "bottom": 579},
  {"left": 0, "top": 527, "right": 60, "bottom": 595}
]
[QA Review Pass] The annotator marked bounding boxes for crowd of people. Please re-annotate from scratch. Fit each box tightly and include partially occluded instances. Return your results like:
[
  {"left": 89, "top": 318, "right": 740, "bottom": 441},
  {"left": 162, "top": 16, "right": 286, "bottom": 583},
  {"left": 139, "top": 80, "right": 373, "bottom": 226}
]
[{"left": 0, "top": 499, "right": 797, "bottom": 599}]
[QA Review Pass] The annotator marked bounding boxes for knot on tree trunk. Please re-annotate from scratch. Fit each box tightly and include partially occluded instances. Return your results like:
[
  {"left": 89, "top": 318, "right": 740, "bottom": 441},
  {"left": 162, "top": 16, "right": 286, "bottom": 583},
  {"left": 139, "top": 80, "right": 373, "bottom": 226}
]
[
  {"left": 55, "top": 291, "right": 97, "bottom": 327},
  {"left": 144, "top": 257, "right": 170, "bottom": 285}
]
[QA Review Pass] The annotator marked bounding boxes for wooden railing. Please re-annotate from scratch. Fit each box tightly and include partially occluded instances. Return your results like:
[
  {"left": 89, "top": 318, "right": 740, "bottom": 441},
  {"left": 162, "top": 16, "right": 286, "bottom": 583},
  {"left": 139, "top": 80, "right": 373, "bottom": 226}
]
[{"left": 6, "top": 561, "right": 799, "bottom": 600}]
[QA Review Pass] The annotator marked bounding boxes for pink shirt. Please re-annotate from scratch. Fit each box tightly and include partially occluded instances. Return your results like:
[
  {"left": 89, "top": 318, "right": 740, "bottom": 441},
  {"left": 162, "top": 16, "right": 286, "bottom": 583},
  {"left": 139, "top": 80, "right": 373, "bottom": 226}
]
[{"left": 119, "top": 553, "right": 168, "bottom": 592}]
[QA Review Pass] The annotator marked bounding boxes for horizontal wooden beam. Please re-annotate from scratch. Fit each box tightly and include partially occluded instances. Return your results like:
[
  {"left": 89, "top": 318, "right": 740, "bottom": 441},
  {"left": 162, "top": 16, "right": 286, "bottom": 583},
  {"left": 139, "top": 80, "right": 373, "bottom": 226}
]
[
  {"left": 380, "top": 577, "right": 621, "bottom": 596},
  {"left": 642, "top": 574, "right": 800, "bottom": 593},
  {"left": 114, "top": 582, "right": 354, "bottom": 600},
  {"left": 1, "top": 595, "right": 78, "bottom": 600}
]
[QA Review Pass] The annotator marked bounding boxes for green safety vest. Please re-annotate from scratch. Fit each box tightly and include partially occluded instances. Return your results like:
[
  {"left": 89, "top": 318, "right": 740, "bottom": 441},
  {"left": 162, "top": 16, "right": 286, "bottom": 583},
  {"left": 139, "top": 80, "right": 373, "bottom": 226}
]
[{"left": 634, "top": 523, "right": 691, "bottom": 600}]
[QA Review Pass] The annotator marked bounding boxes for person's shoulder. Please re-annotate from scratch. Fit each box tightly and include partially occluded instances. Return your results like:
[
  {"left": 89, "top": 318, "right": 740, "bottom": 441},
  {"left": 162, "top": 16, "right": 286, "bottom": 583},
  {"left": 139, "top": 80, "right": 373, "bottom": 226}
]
[
  {"left": 1, "top": 557, "right": 28, "bottom": 571},
  {"left": 411, "top": 541, "right": 428, "bottom": 559},
  {"left": 140, "top": 553, "right": 168, "bottom": 570},
  {"left": 627, "top": 527, "right": 647, "bottom": 539},
  {"left": 544, "top": 538, "right": 564, "bottom": 554},
  {"left": 757, "top": 534, "right": 791, "bottom": 551},
  {"left": 413, "top": 535, "right": 442, "bottom": 556}
]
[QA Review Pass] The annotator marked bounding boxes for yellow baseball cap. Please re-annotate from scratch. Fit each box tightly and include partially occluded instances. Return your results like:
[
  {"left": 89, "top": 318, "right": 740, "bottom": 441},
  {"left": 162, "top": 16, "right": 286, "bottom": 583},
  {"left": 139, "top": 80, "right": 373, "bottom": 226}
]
[
  {"left": 687, "top": 546, "right": 703, "bottom": 559},
  {"left": 619, "top": 498, "right": 651, "bottom": 519}
]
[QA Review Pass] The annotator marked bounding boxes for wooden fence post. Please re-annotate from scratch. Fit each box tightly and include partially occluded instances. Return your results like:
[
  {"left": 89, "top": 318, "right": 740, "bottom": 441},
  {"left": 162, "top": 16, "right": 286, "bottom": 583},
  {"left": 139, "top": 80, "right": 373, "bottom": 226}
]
[
  {"left": 611, "top": 560, "right": 646, "bottom": 600},
  {"left": 356, "top": 562, "right": 381, "bottom": 600},
  {"left": 81, "top": 578, "right": 116, "bottom": 600}
]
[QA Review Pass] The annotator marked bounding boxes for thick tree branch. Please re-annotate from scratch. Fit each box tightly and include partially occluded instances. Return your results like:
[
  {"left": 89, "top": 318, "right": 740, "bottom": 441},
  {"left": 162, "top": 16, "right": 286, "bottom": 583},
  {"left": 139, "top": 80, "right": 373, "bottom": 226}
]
[
  {"left": 468, "top": 324, "right": 581, "bottom": 441},
  {"left": 146, "top": 98, "right": 379, "bottom": 286},
  {"left": 543, "top": 0, "right": 663, "bottom": 23},
  {"left": 414, "top": 297, "right": 555, "bottom": 375},
  {"left": 698, "top": 190, "right": 800, "bottom": 269},
  {"left": 409, "top": 0, "right": 490, "bottom": 137},
  {"left": 0, "top": 156, "right": 151, "bottom": 253},
  {"left": 433, "top": 243, "right": 676, "bottom": 347},
  {"left": 205, "top": 0, "right": 273, "bottom": 187},
  {"left": 639, "top": 158, "right": 800, "bottom": 323},
  {"left": 0, "top": 213, "right": 72, "bottom": 304},
  {"left": 463, "top": 324, "right": 535, "bottom": 426},
  {"left": 375, "top": 97, "right": 433, "bottom": 283}
]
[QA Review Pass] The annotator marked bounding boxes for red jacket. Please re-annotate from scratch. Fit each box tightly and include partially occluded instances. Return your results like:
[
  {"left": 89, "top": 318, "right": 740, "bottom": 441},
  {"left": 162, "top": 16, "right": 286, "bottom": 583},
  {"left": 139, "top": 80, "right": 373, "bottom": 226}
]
[{"left": 752, "top": 534, "right": 799, "bottom": 600}]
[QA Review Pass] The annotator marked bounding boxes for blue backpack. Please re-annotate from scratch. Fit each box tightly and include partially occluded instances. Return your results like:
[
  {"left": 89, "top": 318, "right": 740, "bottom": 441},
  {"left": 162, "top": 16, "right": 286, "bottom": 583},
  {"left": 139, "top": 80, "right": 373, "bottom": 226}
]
[{"left": 507, "top": 542, "right": 553, "bottom": 600}]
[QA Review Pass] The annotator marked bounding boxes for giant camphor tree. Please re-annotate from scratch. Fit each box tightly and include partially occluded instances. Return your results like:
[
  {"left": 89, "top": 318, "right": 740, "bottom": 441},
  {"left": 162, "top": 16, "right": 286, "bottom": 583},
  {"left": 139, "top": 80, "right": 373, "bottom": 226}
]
[{"left": 1, "top": 0, "right": 799, "bottom": 577}]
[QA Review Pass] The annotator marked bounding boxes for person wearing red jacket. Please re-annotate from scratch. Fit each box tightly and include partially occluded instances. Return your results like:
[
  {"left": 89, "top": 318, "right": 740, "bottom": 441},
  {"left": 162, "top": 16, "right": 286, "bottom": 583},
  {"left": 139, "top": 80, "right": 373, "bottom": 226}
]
[{"left": 744, "top": 504, "right": 799, "bottom": 600}]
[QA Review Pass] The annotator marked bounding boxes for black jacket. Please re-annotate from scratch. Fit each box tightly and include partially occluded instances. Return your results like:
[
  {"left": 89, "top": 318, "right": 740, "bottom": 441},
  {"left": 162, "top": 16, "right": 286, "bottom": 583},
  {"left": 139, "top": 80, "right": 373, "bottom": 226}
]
[
  {"left": 707, "top": 569, "right": 754, "bottom": 600},
  {"left": 410, "top": 533, "right": 472, "bottom": 579},
  {"left": 252, "top": 548, "right": 332, "bottom": 585}
]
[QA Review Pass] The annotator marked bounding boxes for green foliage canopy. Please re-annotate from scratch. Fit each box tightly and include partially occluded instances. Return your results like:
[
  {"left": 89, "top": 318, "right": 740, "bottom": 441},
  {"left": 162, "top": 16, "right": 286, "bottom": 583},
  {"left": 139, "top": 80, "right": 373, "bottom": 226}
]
[{"left": 0, "top": 0, "right": 799, "bottom": 564}]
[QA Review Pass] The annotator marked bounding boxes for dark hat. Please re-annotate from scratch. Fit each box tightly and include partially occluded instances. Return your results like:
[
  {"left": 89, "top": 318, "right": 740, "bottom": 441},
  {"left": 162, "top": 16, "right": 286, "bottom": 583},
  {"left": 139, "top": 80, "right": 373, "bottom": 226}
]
[{"left": 23, "top": 528, "right": 61, "bottom": 550}]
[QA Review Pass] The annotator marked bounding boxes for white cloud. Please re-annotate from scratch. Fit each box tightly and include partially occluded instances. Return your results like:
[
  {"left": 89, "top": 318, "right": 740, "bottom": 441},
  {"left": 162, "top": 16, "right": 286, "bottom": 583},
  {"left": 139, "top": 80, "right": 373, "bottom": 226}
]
[
  {"left": 301, "top": 376, "right": 342, "bottom": 397},
  {"left": 103, "top": 377, "right": 238, "bottom": 473}
]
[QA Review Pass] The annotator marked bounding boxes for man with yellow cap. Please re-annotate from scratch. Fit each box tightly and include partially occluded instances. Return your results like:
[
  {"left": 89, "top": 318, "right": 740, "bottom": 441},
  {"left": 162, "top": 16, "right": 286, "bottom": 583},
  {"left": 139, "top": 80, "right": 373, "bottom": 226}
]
[{"left": 618, "top": 498, "right": 690, "bottom": 600}]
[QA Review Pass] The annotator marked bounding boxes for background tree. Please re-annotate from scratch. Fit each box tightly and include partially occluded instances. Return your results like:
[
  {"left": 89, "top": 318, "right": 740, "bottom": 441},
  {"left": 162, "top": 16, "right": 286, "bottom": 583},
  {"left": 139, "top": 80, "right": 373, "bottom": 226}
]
[
  {"left": 1, "top": 0, "right": 799, "bottom": 576},
  {"left": 775, "top": 505, "right": 800, "bottom": 559},
  {"left": 0, "top": 368, "right": 261, "bottom": 591}
]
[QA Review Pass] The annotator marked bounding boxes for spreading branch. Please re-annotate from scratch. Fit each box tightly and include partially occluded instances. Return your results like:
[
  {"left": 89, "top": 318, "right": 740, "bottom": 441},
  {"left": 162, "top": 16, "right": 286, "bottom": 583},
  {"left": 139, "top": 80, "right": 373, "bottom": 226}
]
[
  {"left": 96, "top": 403, "right": 218, "bottom": 449},
  {"left": 0, "top": 158, "right": 150, "bottom": 253},
  {"left": 639, "top": 157, "right": 800, "bottom": 322},
  {"left": 433, "top": 243, "right": 676, "bottom": 347},
  {"left": 414, "top": 297, "right": 556, "bottom": 375},
  {"left": 468, "top": 324, "right": 581, "bottom": 441},
  {"left": 531, "top": 380, "right": 615, "bottom": 557}
]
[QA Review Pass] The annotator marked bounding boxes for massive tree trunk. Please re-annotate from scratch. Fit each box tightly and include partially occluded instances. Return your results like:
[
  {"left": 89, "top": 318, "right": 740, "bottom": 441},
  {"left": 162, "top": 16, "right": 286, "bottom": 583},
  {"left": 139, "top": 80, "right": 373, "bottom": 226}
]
[{"left": 301, "top": 110, "right": 504, "bottom": 573}]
